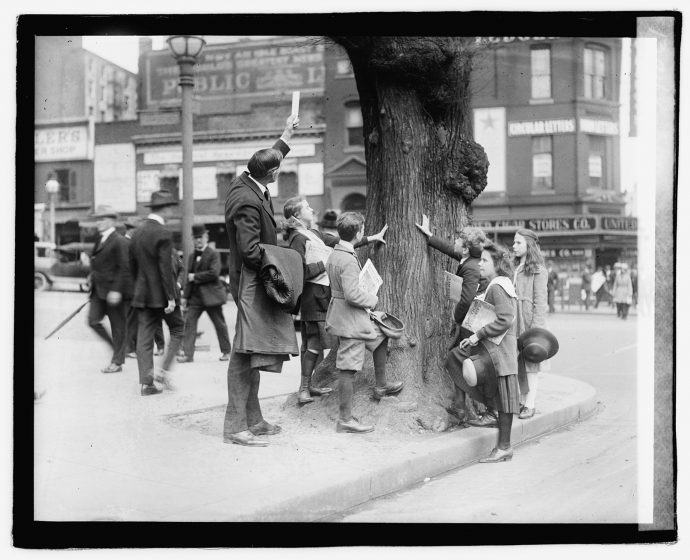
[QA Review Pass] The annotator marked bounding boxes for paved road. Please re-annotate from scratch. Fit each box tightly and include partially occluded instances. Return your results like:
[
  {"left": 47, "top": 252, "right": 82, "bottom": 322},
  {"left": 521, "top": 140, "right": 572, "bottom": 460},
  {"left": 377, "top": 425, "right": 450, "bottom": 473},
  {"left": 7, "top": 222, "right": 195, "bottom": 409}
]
[{"left": 326, "top": 312, "right": 639, "bottom": 523}]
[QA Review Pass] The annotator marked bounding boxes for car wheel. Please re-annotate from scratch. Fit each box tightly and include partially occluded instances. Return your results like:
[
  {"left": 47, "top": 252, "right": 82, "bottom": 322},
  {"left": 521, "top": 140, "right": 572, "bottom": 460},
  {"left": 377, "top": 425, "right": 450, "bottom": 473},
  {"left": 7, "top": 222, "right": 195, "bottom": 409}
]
[{"left": 34, "top": 273, "right": 50, "bottom": 291}]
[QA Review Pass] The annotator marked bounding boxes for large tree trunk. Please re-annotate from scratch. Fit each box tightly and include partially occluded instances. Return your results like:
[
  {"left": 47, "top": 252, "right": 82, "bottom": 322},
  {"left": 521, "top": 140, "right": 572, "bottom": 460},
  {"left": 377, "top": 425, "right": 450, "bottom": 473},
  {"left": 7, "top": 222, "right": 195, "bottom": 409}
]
[{"left": 294, "top": 37, "right": 488, "bottom": 433}]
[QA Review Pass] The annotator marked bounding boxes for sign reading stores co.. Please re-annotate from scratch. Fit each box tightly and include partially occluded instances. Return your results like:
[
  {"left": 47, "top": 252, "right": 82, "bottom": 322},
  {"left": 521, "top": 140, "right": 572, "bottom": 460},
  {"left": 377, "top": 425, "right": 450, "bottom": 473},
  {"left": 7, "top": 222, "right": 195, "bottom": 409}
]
[
  {"left": 507, "top": 118, "right": 619, "bottom": 137},
  {"left": 35, "top": 126, "right": 89, "bottom": 161}
]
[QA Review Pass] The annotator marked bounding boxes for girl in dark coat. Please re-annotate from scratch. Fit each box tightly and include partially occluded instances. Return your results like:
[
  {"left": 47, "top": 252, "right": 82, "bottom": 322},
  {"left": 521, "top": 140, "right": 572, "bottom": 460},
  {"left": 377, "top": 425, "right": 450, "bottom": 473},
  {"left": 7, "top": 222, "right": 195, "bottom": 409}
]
[
  {"left": 459, "top": 242, "right": 519, "bottom": 463},
  {"left": 414, "top": 215, "right": 488, "bottom": 418}
]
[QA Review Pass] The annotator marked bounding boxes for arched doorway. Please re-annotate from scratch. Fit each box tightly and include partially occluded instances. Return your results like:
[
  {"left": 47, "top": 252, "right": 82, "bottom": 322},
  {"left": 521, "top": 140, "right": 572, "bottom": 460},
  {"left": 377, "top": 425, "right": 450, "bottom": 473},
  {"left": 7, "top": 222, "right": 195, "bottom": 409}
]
[{"left": 341, "top": 193, "right": 366, "bottom": 213}]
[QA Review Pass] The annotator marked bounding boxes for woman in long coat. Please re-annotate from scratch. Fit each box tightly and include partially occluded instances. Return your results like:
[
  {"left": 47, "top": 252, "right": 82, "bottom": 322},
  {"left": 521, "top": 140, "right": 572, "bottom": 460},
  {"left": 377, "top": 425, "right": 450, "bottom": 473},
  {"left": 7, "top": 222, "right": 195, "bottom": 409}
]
[
  {"left": 459, "top": 242, "right": 519, "bottom": 463},
  {"left": 512, "top": 228, "right": 549, "bottom": 419},
  {"left": 612, "top": 264, "right": 634, "bottom": 320}
]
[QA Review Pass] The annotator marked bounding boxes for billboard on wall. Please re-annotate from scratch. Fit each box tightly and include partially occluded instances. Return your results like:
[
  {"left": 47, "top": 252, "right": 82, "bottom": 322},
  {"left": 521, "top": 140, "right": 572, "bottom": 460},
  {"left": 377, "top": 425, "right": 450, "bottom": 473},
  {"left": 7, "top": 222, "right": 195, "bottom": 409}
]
[{"left": 144, "top": 38, "right": 325, "bottom": 108}]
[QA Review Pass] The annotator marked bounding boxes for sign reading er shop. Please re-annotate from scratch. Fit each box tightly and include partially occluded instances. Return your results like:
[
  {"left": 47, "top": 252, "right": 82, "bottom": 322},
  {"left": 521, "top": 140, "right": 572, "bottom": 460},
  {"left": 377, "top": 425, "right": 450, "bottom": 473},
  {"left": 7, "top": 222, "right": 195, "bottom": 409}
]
[
  {"left": 146, "top": 40, "right": 325, "bottom": 104},
  {"left": 35, "top": 126, "right": 89, "bottom": 162}
]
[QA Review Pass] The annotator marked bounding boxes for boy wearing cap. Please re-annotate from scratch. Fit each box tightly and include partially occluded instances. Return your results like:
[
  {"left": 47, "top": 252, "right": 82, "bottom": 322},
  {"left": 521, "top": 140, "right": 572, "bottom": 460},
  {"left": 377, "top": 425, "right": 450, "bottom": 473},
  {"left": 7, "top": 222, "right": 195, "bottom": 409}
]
[
  {"left": 325, "top": 212, "right": 404, "bottom": 434},
  {"left": 178, "top": 224, "right": 231, "bottom": 363}
]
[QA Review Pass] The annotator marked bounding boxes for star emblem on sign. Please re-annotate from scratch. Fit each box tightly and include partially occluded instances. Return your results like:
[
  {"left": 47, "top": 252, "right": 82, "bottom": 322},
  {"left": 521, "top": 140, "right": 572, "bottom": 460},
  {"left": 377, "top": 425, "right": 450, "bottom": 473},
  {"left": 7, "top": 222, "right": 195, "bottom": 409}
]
[{"left": 482, "top": 113, "right": 495, "bottom": 129}]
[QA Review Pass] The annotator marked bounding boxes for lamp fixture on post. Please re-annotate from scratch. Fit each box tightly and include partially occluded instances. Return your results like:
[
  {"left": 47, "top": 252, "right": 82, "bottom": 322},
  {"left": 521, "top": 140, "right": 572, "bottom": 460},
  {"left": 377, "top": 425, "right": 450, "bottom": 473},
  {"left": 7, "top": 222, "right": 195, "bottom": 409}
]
[
  {"left": 166, "top": 35, "right": 206, "bottom": 267},
  {"left": 45, "top": 177, "right": 60, "bottom": 245}
]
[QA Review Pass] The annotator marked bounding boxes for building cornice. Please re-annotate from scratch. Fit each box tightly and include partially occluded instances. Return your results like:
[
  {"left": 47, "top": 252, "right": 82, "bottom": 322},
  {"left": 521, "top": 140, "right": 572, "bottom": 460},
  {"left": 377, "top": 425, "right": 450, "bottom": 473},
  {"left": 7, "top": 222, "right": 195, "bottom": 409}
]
[{"left": 131, "top": 125, "right": 326, "bottom": 146}]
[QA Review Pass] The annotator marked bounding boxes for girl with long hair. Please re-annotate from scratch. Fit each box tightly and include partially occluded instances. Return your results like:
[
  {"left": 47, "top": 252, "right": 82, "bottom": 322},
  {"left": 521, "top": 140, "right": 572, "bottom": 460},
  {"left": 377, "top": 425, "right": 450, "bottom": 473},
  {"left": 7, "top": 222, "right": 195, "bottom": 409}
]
[
  {"left": 512, "top": 228, "right": 549, "bottom": 419},
  {"left": 459, "top": 242, "right": 520, "bottom": 462}
]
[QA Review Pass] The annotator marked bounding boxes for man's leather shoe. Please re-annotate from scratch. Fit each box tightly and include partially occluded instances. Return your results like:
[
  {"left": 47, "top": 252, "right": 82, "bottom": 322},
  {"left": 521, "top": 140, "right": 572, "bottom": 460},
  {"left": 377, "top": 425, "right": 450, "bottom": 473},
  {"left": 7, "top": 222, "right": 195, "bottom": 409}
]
[
  {"left": 518, "top": 406, "right": 535, "bottom": 419},
  {"left": 298, "top": 387, "right": 314, "bottom": 404},
  {"left": 219, "top": 353, "right": 230, "bottom": 361},
  {"left": 309, "top": 386, "right": 333, "bottom": 396},
  {"left": 479, "top": 446, "right": 514, "bottom": 463},
  {"left": 101, "top": 363, "right": 122, "bottom": 373},
  {"left": 177, "top": 356, "right": 193, "bottom": 363},
  {"left": 468, "top": 411, "right": 498, "bottom": 428},
  {"left": 373, "top": 381, "right": 404, "bottom": 400},
  {"left": 248, "top": 421, "right": 282, "bottom": 436},
  {"left": 224, "top": 430, "right": 268, "bottom": 447},
  {"left": 126, "top": 352, "right": 137, "bottom": 359},
  {"left": 154, "top": 348, "right": 165, "bottom": 357},
  {"left": 141, "top": 384, "right": 163, "bottom": 396},
  {"left": 153, "top": 370, "right": 176, "bottom": 391},
  {"left": 336, "top": 418, "right": 374, "bottom": 434}
]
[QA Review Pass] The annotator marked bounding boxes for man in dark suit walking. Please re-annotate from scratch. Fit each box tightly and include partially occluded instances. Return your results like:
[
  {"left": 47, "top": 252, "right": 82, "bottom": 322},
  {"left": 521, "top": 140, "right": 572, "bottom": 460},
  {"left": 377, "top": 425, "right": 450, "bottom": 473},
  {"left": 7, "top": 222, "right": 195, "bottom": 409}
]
[
  {"left": 223, "top": 114, "right": 300, "bottom": 447},
  {"left": 87, "top": 206, "right": 130, "bottom": 373},
  {"left": 129, "top": 190, "right": 185, "bottom": 396},
  {"left": 177, "top": 224, "right": 231, "bottom": 363}
]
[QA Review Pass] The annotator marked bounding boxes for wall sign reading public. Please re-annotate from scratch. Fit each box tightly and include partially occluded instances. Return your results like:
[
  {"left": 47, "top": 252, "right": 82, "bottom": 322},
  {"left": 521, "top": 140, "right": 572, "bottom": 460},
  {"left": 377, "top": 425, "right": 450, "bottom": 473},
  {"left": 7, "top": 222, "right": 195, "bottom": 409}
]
[{"left": 145, "top": 38, "right": 325, "bottom": 106}]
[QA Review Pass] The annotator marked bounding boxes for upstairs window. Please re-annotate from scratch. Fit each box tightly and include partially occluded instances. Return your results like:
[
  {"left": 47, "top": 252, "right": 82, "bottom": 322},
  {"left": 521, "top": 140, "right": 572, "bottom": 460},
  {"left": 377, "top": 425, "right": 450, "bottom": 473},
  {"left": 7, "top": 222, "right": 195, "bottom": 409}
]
[
  {"left": 530, "top": 46, "right": 552, "bottom": 99},
  {"left": 532, "top": 136, "right": 553, "bottom": 190},
  {"left": 588, "top": 135, "right": 607, "bottom": 189},
  {"left": 345, "top": 101, "right": 364, "bottom": 147},
  {"left": 584, "top": 46, "right": 607, "bottom": 99}
]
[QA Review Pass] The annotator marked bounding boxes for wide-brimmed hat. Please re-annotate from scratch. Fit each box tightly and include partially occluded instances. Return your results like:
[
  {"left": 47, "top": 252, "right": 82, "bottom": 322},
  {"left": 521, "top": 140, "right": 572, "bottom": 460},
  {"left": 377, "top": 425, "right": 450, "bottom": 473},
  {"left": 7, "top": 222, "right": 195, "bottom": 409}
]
[
  {"left": 318, "top": 209, "right": 338, "bottom": 229},
  {"left": 123, "top": 216, "right": 140, "bottom": 229},
  {"left": 89, "top": 205, "right": 119, "bottom": 220},
  {"left": 145, "top": 190, "right": 179, "bottom": 209},
  {"left": 462, "top": 342, "right": 498, "bottom": 390},
  {"left": 518, "top": 327, "right": 559, "bottom": 363},
  {"left": 369, "top": 311, "right": 405, "bottom": 339},
  {"left": 192, "top": 224, "right": 209, "bottom": 237}
]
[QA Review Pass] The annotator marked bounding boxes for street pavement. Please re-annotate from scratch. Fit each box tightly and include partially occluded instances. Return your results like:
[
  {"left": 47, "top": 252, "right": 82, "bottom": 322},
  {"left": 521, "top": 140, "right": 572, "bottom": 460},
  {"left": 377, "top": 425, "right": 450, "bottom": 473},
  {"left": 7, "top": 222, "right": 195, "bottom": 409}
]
[
  {"left": 326, "top": 312, "right": 639, "bottom": 523},
  {"left": 33, "top": 290, "right": 603, "bottom": 523}
]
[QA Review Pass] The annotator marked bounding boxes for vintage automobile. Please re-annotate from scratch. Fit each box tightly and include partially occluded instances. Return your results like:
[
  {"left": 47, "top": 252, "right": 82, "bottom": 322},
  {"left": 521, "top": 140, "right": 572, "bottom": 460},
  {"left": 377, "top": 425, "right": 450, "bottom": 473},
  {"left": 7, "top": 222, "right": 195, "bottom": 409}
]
[{"left": 34, "top": 241, "right": 92, "bottom": 292}]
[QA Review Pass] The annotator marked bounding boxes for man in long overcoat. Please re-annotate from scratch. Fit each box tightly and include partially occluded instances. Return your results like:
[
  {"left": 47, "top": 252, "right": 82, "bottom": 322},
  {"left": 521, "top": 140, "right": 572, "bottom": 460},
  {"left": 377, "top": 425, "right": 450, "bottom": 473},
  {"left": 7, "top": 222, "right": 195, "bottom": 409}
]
[
  {"left": 129, "top": 190, "right": 184, "bottom": 396},
  {"left": 178, "top": 224, "right": 231, "bottom": 363},
  {"left": 223, "top": 114, "right": 299, "bottom": 447},
  {"left": 87, "top": 206, "right": 130, "bottom": 373}
]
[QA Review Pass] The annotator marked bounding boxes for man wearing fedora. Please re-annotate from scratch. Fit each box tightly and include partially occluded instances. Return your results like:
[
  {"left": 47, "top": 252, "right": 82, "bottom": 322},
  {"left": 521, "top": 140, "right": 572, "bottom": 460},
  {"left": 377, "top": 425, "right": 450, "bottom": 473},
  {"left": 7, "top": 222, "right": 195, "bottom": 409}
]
[
  {"left": 177, "top": 224, "right": 231, "bottom": 363},
  {"left": 128, "top": 190, "right": 185, "bottom": 396},
  {"left": 123, "top": 216, "right": 165, "bottom": 359},
  {"left": 222, "top": 114, "right": 301, "bottom": 447},
  {"left": 87, "top": 206, "right": 130, "bottom": 373}
]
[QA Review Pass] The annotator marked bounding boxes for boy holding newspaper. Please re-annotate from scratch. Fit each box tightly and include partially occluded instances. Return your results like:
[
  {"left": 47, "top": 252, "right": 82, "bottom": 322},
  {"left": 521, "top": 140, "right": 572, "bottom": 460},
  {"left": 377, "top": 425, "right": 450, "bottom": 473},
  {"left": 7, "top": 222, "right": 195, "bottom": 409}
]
[{"left": 325, "top": 212, "right": 404, "bottom": 434}]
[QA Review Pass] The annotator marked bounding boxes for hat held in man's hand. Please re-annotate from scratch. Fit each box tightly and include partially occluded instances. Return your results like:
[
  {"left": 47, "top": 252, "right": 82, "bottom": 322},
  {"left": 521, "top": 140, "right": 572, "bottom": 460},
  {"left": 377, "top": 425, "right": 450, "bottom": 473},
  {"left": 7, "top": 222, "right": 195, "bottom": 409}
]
[{"left": 518, "top": 327, "right": 559, "bottom": 363}]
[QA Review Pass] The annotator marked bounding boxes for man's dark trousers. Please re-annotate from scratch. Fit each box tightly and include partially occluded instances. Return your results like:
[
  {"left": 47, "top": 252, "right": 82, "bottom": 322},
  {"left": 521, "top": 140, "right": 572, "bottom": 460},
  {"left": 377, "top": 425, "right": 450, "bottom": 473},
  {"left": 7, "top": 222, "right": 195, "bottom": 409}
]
[
  {"left": 126, "top": 302, "right": 165, "bottom": 353},
  {"left": 88, "top": 294, "right": 126, "bottom": 365},
  {"left": 182, "top": 304, "right": 231, "bottom": 359},
  {"left": 223, "top": 351, "right": 264, "bottom": 436},
  {"left": 136, "top": 306, "right": 184, "bottom": 385}
]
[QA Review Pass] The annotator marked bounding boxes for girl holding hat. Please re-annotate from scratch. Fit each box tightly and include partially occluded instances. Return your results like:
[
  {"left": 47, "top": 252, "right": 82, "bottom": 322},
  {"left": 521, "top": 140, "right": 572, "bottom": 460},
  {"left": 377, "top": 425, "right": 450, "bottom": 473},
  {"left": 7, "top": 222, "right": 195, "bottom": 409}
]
[
  {"left": 459, "top": 242, "right": 520, "bottom": 463},
  {"left": 512, "top": 228, "right": 549, "bottom": 419}
]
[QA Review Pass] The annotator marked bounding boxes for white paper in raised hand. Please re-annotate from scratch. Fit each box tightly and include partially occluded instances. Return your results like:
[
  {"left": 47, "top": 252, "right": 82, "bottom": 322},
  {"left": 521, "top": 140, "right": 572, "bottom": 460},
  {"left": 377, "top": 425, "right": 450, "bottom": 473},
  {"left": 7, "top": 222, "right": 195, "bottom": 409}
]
[{"left": 291, "top": 91, "right": 300, "bottom": 118}]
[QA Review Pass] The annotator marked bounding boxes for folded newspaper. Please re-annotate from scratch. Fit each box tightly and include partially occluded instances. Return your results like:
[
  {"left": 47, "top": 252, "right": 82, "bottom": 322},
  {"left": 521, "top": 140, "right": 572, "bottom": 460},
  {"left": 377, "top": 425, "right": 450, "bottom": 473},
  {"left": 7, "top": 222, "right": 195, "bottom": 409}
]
[
  {"left": 359, "top": 259, "right": 383, "bottom": 296},
  {"left": 443, "top": 271, "right": 464, "bottom": 304},
  {"left": 304, "top": 240, "right": 332, "bottom": 286},
  {"left": 461, "top": 298, "right": 507, "bottom": 345}
]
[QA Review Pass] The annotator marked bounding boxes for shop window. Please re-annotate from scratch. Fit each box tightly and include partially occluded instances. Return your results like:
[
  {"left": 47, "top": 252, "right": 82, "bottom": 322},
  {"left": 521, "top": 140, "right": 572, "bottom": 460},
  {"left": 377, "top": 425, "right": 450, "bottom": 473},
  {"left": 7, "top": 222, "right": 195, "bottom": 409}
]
[
  {"left": 345, "top": 101, "right": 364, "bottom": 148},
  {"left": 532, "top": 136, "right": 553, "bottom": 190},
  {"left": 588, "top": 135, "right": 607, "bottom": 189},
  {"left": 530, "top": 46, "right": 551, "bottom": 99},
  {"left": 54, "top": 168, "right": 76, "bottom": 203},
  {"left": 278, "top": 171, "right": 298, "bottom": 199},
  {"left": 584, "top": 46, "right": 607, "bottom": 99}
]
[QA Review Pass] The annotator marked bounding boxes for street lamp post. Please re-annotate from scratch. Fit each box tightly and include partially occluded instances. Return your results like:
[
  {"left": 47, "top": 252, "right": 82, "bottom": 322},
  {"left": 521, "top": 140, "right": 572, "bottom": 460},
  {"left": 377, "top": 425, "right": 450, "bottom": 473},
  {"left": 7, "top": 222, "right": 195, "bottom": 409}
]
[
  {"left": 45, "top": 178, "right": 60, "bottom": 245},
  {"left": 167, "top": 35, "right": 206, "bottom": 267}
]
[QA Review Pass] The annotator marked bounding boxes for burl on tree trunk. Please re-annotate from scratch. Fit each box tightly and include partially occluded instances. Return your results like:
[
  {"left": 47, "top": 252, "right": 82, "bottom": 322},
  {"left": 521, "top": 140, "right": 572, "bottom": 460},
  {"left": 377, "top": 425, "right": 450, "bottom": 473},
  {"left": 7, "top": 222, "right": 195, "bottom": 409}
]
[{"left": 295, "top": 37, "right": 488, "bottom": 433}]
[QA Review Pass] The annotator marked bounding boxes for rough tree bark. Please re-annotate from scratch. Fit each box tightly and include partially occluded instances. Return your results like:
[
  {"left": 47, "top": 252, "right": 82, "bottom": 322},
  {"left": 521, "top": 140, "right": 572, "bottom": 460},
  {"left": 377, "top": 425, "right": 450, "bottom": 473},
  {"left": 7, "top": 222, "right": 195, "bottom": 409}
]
[{"left": 306, "top": 37, "right": 488, "bottom": 432}]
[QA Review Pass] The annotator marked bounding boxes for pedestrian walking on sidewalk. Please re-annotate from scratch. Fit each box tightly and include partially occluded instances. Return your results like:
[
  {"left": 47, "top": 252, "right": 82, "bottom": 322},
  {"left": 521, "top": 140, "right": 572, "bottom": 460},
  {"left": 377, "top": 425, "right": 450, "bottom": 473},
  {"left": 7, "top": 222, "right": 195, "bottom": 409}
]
[
  {"left": 123, "top": 217, "right": 165, "bottom": 359},
  {"left": 129, "top": 190, "right": 185, "bottom": 396},
  {"left": 592, "top": 266, "right": 607, "bottom": 309},
  {"left": 222, "top": 114, "right": 301, "bottom": 447},
  {"left": 414, "top": 215, "right": 487, "bottom": 421},
  {"left": 283, "top": 196, "right": 387, "bottom": 405},
  {"left": 177, "top": 224, "right": 231, "bottom": 363},
  {"left": 86, "top": 206, "right": 130, "bottom": 374},
  {"left": 546, "top": 261, "right": 558, "bottom": 313},
  {"left": 458, "top": 242, "right": 519, "bottom": 463},
  {"left": 512, "top": 228, "right": 549, "bottom": 420},
  {"left": 325, "top": 212, "right": 404, "bottom": 434},
  {"left": 581, "top": 265, "right": 592, "bottom": 311},
  {"left": 612, "top": 263, "right": 633, "bottom": 320}
]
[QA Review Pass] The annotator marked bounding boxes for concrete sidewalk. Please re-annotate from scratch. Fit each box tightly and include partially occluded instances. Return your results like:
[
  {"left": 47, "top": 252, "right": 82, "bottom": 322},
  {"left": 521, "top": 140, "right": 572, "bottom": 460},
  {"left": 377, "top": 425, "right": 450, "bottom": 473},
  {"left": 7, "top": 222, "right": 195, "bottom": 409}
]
[{"left": 33, "top": 324, "right": 597, "bottom": 522}]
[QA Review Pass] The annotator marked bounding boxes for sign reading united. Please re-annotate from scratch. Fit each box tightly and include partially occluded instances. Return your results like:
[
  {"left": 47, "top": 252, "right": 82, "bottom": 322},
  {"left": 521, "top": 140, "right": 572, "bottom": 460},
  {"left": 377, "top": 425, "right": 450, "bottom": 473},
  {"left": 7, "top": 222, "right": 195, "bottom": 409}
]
[{"left": 145, "top": 39, "right": 325, "bottom": 106}]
